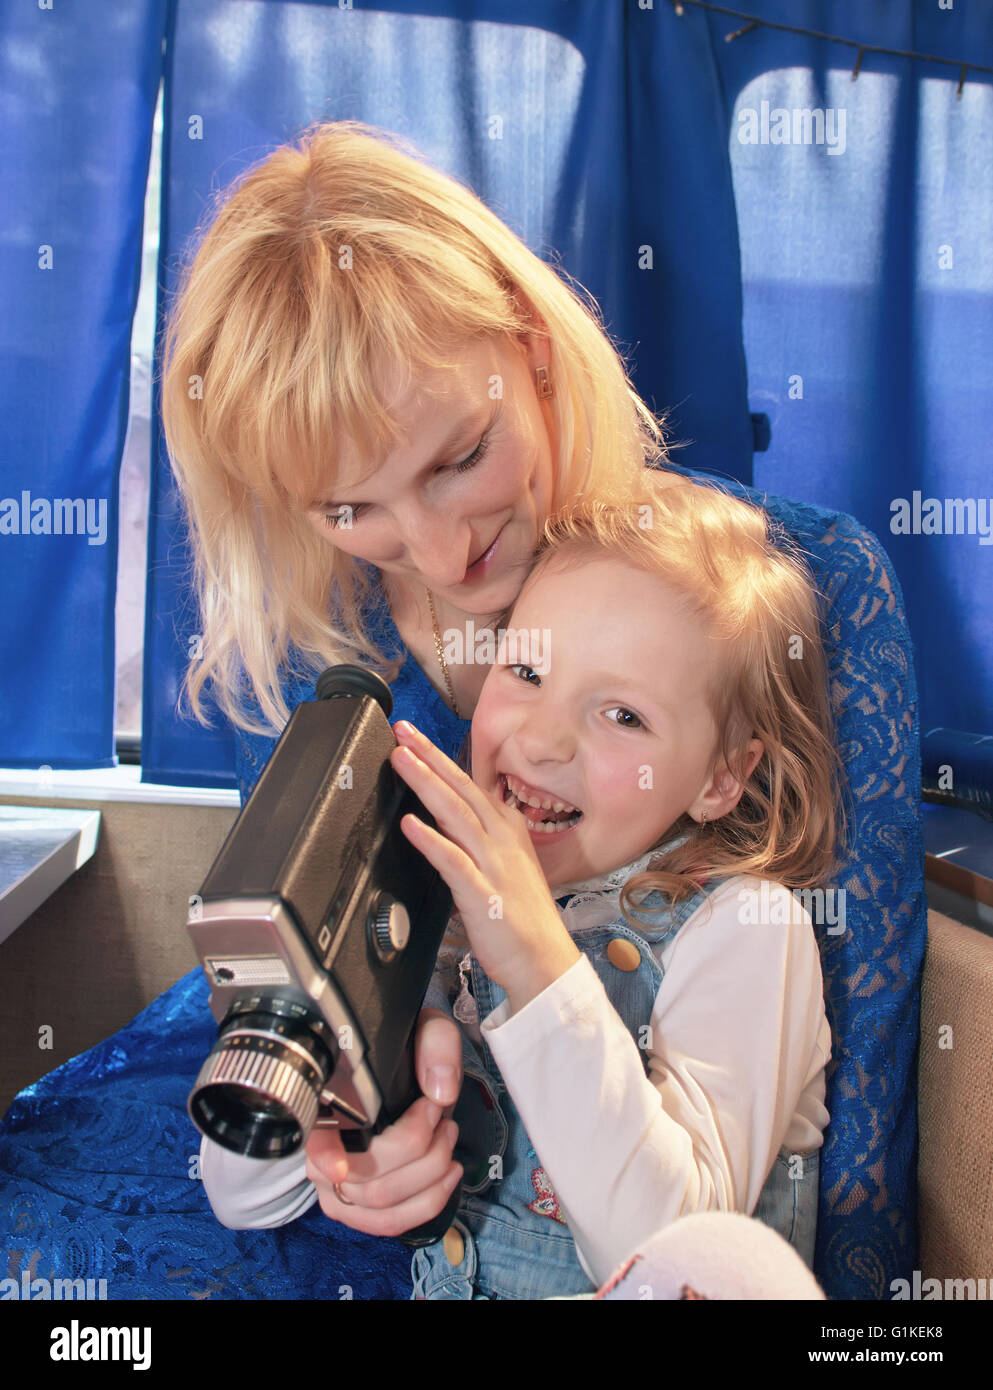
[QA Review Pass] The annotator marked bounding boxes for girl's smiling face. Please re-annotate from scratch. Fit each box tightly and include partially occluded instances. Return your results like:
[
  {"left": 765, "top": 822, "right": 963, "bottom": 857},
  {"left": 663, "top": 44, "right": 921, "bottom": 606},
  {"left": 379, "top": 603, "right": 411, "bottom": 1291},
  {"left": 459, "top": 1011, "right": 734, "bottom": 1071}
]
[{"left": 470, "top": 553, "right": 738, "bottom": 890}]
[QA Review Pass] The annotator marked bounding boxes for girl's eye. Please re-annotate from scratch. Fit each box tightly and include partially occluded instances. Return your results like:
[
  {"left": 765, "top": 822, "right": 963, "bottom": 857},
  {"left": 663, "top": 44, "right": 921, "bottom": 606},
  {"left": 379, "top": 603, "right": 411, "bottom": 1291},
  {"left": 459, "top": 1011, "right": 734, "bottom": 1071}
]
[
  {"left": 320, "top": 434, "right": 490, "bottom": 530},
  {"left": 605, "top": 707, "right": 644, "bottom": 730},
  {"left": 504, "top": 673, "right": 643, "bottom": 727}
]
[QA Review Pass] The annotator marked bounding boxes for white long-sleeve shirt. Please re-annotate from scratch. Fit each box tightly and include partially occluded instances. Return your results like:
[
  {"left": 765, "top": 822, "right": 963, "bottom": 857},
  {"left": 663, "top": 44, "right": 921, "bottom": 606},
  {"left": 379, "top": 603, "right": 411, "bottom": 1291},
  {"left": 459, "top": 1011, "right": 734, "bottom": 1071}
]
[{"left": 199, "top": 866, "right": 830, "bottom": 1287}]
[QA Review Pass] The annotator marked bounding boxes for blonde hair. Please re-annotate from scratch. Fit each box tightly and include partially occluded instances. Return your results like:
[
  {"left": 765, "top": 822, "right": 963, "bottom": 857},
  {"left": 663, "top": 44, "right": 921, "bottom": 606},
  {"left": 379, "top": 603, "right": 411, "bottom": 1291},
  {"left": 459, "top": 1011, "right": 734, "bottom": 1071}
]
[
  {"left": 516, "top": 473, "right": 847, "bottom": 910},
  {"left": 160, "top": 119, "right": 668, "bottom": 736}
]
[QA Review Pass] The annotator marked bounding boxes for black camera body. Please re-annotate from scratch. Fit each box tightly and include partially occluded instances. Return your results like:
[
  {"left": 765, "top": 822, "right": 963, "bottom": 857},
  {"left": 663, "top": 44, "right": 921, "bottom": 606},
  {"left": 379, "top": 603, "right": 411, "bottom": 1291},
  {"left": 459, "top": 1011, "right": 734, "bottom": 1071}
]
[{"left": 187, "top": 665, "right": 461, "bottom": 1246}]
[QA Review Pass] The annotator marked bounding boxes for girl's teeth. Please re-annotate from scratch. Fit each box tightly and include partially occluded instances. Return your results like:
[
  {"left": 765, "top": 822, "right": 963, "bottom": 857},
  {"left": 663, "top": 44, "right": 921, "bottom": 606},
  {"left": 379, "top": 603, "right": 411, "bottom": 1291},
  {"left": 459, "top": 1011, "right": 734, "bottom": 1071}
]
[
  {"left": 500, "top": 776, "right": 582, "bottom": 833},
  {"left": 504, "top": 774, "right": 578, "bottom": 814},
  {"left": 531, "top": 814, "right": 581, "bottom": 834}
]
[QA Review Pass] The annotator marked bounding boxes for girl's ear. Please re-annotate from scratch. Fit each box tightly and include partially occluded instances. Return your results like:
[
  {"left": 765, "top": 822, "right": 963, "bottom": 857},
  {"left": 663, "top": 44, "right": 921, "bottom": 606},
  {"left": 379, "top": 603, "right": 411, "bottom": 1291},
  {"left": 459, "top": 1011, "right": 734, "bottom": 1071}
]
[{"left": 691, "top": 738, "right": 764, "bottom": 824}]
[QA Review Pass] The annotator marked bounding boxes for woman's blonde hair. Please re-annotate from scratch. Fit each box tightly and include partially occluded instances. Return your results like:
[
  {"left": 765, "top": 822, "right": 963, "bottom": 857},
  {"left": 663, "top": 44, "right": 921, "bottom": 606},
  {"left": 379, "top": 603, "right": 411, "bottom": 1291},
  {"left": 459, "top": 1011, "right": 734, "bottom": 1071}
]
[
  {"left": 160, "top": 119, "right": 668, "bottom": 736},
  {"left": 516, "top": 473, "right": 847, "bottom": 908}
]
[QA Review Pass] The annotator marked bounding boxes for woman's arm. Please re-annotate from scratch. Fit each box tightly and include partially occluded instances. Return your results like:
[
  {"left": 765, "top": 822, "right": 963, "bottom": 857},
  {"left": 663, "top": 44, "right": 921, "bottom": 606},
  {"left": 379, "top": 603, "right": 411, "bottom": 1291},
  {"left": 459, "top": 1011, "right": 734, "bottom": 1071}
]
[{"left": 199, "top": 1136, "right": 316, "bottom": 1230}]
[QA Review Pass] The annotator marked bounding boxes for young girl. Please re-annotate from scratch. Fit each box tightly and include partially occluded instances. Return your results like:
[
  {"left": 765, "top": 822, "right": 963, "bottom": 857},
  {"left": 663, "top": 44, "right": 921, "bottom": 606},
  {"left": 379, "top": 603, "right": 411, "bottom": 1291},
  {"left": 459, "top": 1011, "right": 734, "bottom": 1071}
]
[{"left": 200, "top": 472, "right": 845, "bottom": 1301}]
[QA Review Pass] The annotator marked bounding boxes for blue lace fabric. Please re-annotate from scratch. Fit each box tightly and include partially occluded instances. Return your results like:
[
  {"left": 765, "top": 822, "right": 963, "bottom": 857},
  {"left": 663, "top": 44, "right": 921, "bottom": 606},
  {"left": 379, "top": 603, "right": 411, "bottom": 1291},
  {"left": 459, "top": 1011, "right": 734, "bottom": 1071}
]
[{"left": 0, "top": 471, "right": 924, "bottom": 1300}]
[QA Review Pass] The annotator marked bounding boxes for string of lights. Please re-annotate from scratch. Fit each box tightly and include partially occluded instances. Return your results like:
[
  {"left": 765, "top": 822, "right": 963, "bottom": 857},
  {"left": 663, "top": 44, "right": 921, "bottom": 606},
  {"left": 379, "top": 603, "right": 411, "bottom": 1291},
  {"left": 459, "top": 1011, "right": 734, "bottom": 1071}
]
[{"left": 668, "top": 0, "right": 993, "bottom": 97}]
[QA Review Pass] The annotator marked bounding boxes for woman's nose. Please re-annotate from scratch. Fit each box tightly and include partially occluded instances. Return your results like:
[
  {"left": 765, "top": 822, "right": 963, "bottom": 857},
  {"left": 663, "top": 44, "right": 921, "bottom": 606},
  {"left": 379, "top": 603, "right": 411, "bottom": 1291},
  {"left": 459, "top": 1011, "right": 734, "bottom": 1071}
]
[{"left": 397, "top": 509, "right": 471, "bottom": 588}]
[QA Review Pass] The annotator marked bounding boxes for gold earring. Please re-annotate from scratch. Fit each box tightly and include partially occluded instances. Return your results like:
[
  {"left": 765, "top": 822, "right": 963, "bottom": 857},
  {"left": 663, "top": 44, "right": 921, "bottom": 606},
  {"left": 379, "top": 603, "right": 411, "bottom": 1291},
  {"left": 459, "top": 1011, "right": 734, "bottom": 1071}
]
[{"left": 535, "top": 365, "right": 553, "bottom": 398}]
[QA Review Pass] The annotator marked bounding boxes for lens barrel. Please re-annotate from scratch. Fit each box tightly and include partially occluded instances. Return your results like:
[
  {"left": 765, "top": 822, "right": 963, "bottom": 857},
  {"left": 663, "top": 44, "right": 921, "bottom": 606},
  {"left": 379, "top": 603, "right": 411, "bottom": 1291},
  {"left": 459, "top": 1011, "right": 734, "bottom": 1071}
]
[{"left": 189, "top": 995, "right": 339, "bottom": 1158}]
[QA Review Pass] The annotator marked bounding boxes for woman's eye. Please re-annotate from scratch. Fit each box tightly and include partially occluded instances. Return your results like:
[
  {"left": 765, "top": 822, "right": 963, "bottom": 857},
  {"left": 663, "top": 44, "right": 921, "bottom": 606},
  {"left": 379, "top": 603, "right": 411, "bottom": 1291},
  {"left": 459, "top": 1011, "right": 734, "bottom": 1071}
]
[
  {"left": 321, "top": 505, "right": 362, "bottom": 530},
  {"left": 454, "top": 434, "right": 490, "bottom": 473},
  {"left": 509, "top": 663, "right": 540, "bottom": 685},
  {"left": 321, "top": 434, "right": 491, "bottom": 530},
  {"left": 605, "top": 706, "right": 643, "bottom": 730}
]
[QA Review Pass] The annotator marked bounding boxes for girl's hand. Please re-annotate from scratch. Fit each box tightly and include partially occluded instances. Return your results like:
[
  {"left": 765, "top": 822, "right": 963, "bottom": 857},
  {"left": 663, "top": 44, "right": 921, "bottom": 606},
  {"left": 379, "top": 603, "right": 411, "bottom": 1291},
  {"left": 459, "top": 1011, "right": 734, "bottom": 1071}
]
[{"left": 390, "top": 721, "right": 581, "bottom": 1014}]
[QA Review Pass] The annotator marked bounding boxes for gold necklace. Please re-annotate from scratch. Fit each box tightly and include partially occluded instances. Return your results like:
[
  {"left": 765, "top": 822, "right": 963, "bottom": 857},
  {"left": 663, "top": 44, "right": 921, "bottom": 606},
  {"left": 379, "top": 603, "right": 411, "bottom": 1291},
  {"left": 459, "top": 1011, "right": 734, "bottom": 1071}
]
[{"left": 425, "top": 587, "right": 461, "bottom": 720}]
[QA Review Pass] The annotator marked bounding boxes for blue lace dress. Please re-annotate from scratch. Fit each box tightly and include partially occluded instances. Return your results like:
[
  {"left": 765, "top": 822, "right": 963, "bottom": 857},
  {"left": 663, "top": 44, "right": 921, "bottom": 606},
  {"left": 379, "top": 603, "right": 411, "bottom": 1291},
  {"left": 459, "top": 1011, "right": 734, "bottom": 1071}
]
[{"left": 0, "top": 465, "right": 924, "bottom": 1300}]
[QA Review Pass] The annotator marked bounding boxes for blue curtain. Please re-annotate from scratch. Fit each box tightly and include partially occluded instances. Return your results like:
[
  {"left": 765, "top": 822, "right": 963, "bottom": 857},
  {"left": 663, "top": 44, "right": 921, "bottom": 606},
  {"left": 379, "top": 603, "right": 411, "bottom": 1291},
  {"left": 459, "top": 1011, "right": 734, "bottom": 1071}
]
[
  {"left": 712, "top": 0, "right": 993, "bottom": 740},
  {"left": 3, "top": 1, "right": 988, "bottom": 778},
  {"left": 140, "top": 0, "right": 992, "bottom": 785},
  {"left": 0, "top": 0, "right": 167, "bottom": 768},
  {"left": 140, "top": 0, "right": 758, "bottom": 785}
]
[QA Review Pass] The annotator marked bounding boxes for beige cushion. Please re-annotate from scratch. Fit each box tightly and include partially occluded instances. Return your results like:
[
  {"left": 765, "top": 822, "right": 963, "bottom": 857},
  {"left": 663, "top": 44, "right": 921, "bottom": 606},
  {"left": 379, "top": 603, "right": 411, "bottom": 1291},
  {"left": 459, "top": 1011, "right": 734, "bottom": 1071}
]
[{"left": 918, "top": 909, "right": 993, "bottom": 1279}]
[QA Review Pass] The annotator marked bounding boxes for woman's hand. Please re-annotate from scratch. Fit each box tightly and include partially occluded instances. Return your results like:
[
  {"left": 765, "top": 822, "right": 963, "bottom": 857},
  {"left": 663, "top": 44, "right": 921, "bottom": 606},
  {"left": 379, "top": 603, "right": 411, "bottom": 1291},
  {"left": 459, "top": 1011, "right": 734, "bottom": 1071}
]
[
  {"left": 389, "top": 720, "right": 581, "bottom": 1015},
  {"left": 305, "top": 1008, "right": 464, "bottom": 1239}
]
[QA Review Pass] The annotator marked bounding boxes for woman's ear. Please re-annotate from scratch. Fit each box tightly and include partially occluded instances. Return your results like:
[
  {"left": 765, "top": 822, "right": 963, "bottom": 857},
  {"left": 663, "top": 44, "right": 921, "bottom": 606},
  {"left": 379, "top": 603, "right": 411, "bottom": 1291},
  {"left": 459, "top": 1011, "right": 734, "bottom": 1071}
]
[
  {"left": 518, "top": 326, "right": 552, "bottom": 376},
  {"left": 506, "top": 281, "right": 551, "bottom": 351},
  {"left": 690, "top": 738, "right": 764, "bottom": 825}
]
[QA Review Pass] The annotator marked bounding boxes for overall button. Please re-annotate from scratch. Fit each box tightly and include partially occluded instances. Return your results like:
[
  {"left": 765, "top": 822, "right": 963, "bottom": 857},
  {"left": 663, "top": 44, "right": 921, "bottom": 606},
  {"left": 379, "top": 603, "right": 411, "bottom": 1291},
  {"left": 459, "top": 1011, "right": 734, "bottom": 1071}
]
[
  {"left": 443, "top": 1225, "right": 465, "bottom": 1266},
  {"left": 607, "top": 938, "right": 641, "bottom": 971}
]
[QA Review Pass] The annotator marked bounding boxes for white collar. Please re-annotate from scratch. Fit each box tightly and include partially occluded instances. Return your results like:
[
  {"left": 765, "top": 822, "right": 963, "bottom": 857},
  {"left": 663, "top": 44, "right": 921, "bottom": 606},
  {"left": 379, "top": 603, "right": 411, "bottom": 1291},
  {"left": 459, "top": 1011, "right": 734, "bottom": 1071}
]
[
  {"left": 550, "top": 836, "right": 693, "bottom": 934},
  {"left": 551, "top": 847, "right": 660, "bottom": 900}
]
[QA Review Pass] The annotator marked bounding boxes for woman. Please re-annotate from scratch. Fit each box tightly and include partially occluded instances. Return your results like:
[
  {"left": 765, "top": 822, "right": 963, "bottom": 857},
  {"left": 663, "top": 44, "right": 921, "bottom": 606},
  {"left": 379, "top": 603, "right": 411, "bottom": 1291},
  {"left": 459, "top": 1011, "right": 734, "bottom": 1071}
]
[
  {"left": 0, "top": 119, "right": 913, "bottom": 1301},
  {"left": 163, "top": 119, "right": 675, "bottom": 740},
  {"left": 161, "top": 118, "right": 686, "bottom": 1254}
]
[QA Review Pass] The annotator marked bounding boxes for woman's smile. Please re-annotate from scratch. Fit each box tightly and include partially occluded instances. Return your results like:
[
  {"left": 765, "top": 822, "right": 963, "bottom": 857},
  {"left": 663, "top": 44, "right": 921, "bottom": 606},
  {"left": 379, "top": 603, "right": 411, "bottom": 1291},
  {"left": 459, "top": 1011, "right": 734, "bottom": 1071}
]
[{"left": 463, "top": 523, "right": 507, "bottom": 582}]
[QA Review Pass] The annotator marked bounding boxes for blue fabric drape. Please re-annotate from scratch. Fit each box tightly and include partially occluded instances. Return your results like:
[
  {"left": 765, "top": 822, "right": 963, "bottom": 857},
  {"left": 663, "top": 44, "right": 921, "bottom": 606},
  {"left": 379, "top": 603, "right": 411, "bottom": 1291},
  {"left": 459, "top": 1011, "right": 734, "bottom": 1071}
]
[{"left": 0, "top": 0, "right": 167, "bottom": 767}]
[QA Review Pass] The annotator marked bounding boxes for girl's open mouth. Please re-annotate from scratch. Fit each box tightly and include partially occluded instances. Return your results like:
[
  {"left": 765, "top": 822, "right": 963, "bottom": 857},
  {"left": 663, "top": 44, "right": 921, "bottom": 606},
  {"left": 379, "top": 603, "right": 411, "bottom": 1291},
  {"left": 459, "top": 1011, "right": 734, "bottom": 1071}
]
[{"left": 498, "top": 773, "right": 583, "bottom": 836}]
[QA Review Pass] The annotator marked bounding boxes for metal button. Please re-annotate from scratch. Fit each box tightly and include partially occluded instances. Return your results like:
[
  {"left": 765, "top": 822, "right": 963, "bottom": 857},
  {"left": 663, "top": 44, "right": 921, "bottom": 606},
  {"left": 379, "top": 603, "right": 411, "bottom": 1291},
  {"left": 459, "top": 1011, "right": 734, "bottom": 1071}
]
[
  {"left": 443, "top": 1224, "right": 465, "bottom": 1266},
  {"left": 607, "top": 938, "right": 641, "bottom": 972}
]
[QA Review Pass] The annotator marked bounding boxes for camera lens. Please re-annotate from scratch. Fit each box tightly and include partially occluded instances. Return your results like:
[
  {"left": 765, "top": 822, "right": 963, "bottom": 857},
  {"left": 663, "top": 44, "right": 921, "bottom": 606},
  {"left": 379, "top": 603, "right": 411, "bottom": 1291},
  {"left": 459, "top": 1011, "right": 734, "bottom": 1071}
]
[{"left": 188, "top": 995, "right": 339, "bottom": 1158}]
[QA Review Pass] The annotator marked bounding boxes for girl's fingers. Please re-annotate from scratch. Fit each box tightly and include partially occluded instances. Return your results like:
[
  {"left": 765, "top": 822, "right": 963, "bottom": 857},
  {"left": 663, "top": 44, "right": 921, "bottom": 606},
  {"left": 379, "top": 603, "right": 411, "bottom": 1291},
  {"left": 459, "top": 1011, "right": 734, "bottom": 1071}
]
[
  {"left": 393, "top": 722, "right": 495, "bottom": 826},
  {"left": 400, "top": 814, "right": 490, "bottom": 908},
  {"left": 392, "top": 747, "right": 489, "bottom": 854}
]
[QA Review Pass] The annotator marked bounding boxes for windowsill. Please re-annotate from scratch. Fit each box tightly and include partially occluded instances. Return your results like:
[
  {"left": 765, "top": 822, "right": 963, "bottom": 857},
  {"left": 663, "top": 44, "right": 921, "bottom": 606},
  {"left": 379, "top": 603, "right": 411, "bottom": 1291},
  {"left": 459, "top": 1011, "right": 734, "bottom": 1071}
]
[
  {"left": 0, "top": 764, "right": 240, "bottom": 808},
  {"left": 923, "top": 802, "right": 993, "bottom": 938}
]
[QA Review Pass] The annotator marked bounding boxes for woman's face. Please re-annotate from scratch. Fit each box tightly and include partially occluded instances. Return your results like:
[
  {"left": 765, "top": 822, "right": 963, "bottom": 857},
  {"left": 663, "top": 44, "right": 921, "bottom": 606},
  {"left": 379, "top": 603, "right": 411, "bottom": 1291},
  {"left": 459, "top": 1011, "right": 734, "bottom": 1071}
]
[
  {"left": 469, "top": 554, "right": 738, "bottom": 891},
  {"left": 303, "top": 335, "right": 557, "bottom": 615}
]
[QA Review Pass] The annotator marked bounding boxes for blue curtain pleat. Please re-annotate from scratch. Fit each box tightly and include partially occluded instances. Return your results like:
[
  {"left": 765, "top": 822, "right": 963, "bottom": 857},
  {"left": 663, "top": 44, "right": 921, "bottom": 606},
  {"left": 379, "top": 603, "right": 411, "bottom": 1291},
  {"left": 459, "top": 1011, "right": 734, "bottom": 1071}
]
[
  {"left": 0, "top": 0, "right": 168, "bottom": 767},
  {"left": 710, "top": 0, "right": 993, "bottom": 734}
]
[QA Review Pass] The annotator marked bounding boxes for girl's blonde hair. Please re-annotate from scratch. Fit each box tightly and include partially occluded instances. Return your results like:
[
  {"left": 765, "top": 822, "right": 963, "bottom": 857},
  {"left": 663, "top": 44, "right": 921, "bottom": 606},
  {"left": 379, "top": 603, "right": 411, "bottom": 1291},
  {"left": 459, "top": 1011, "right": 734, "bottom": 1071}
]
[
  {"left": 160, "top": 119, "right": 668, "bottom": 736},
  {"left": 519, "top": 473, "right": 847, "bottom": 909}
]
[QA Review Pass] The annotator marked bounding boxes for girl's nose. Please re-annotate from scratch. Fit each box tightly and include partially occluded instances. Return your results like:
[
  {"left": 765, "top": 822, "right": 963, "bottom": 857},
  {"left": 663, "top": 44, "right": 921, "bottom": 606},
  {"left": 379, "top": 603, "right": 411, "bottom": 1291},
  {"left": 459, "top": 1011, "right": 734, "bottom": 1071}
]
[{"left": 515, "top": 707, "right": 575, "bottom": 767}]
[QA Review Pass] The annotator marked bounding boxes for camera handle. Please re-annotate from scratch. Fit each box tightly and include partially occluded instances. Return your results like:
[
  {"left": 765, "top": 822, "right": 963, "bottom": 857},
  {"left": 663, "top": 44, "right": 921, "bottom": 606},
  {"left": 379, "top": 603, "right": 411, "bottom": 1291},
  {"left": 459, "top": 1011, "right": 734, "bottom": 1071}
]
[
  {"left": 375, "top": 1014, "right": 465, "bottom": 1248},
  {"left": 315, "top": 665, "right": 465, "bottom": 1248}
]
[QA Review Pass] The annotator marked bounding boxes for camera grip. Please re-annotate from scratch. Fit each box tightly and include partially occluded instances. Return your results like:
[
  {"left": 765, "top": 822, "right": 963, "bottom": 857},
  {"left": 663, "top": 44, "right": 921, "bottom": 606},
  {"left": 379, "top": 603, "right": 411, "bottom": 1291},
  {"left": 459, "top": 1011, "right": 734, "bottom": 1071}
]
[{"left": 396, "top": 1179, "right": 464, "bottom": 1248}]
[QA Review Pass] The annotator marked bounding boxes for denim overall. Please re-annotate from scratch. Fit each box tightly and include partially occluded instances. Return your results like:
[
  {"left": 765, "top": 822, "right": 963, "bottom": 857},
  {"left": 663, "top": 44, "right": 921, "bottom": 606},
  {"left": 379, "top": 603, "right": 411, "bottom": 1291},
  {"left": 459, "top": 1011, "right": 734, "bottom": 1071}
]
[{"left": 410, "top": 873, "right": 821, "bottom": 1300}]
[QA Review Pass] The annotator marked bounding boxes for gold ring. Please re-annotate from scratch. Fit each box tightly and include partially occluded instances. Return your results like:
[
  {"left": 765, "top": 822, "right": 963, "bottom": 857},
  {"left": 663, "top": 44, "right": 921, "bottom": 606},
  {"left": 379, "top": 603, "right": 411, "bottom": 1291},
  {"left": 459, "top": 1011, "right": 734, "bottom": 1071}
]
[{"left": 334, "top": 1182, "right": 354, "bottom": 1206}]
